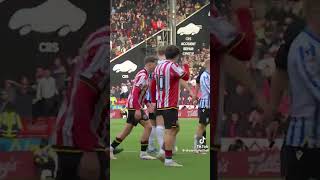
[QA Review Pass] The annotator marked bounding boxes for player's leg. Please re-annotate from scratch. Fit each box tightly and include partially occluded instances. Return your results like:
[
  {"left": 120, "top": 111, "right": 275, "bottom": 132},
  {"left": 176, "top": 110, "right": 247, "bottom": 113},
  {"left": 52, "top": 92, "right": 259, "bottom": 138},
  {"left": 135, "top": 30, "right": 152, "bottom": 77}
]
[
  {"left": 202, "top": 130, "right": 207, "bottom": 145},
  {"left": 172, "top": 122, "right": 180, "bottom": 153},
  {"left": 173, "top": 120, "right": 180, "bottom": 153},
  {"left": 110, "top": 110, "right": 136, "bottom": 159},
  {"left": 147, "top": 113, "right": 157, "bottom": 153},
  {"left": 96, "top": 151, "right": 108, "bottom": 180},
  {"left": 55, "top": 151, "right": 82, "bottom": 180},
  {"left": 310, "top": 148, "right": 320, "bottom": 180},
  {"left": 156, "top": 113, "right": 165, "bottom": 155},
  {"left": 283, "top": 146, "right": 309, "bottom": 180},
  {"left": 162, "top": 109, "right": 182, "bottom": 167},
  {"left": 194, "top": 108, "right": 209, "bottom": 152},
  {"left": 139, "top": 118, "right": 156, "bottom": 160}
]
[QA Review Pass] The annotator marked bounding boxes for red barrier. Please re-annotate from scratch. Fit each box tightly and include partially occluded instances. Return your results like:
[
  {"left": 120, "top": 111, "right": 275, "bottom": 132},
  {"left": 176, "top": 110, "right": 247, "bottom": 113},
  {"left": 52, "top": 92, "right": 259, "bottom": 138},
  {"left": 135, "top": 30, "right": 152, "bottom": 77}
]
[
  {"left": 218, "top": 150, "right": 281, "bottom": 177},
  {"left": 18, "top": 118, "right": 55, "bottom": 138},
  {"left": 110, "top": 109, "right": 199, "bottom": 119},
  {"left": 0, "top": 152, "right": 38, "bottom": 180}
]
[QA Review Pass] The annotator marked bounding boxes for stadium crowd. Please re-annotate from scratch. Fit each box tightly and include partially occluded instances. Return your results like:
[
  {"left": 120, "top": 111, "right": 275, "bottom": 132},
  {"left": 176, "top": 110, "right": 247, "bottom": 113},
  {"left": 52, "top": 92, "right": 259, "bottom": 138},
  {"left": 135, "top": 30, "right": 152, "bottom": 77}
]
[
  {"left": 221, "top": 0, "right": 302, "bottom": 140},
  {"left": 0, "top": 56, "right": 75, "bottom": 137},
  {"left": 111, "top": 0, "right": 208, "bottom": 59}
]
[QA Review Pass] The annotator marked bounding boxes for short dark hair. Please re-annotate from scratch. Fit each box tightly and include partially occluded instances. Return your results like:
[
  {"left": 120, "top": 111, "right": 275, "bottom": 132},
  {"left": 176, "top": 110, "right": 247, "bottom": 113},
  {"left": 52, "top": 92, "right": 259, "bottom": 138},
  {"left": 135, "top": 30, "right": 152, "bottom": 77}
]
[
  {"left": 165, "top": 45, "right": 181, "bottom": 59},
  {"left": 156, "top": 46, "right": 166, "bottom": 56},
  {"left": 144, "top": 56, "right": 158, "bottom": 64}
]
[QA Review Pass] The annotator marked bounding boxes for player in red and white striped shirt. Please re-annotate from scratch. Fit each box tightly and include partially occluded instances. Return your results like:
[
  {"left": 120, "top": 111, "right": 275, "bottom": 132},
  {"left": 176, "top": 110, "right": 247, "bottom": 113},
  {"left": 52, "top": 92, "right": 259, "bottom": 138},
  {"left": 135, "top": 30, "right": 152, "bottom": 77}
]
[
  {"left": 51, "top": 26, "right": 109, "bottom": 180},
  {"left": 152, "top": 45, "right": 190, "bottom": 167},
  {"left": 110, "top": 56, "right": 158, "bottom": 160}
]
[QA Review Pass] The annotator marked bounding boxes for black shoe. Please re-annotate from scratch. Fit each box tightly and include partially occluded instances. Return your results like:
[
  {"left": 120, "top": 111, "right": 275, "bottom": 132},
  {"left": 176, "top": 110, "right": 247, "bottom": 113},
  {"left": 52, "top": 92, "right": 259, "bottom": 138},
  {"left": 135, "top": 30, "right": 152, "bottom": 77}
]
[{"left": 113, "top": 147, "right": 124, "bottom": 155}]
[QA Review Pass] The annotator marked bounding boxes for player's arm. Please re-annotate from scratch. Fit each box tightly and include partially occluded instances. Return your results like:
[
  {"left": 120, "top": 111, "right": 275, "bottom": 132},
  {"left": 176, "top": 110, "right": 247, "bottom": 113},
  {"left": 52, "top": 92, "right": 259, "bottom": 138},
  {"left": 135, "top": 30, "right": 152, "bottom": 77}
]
[
  {"left": 180, "top": 80, "right": 192, "bottom": 93},
  {"left": 227, "top": 7, "right": 255, "bottom": 61},
  {"left": 172, "top": 62, "right": 190, "bottom": 81},
  {"left": 131, "top": 77, "right": 147, "bottom": 110},
  {"left": 211, "top": 6, "right": 254, "bottom": 61},
  {"left": 269, "top": 59, "right": 289, "bottom": 115},
  {"left": 295, "top": 45, "right": 320, "bottom": 101},
  {"left": 150, "top": 76, "right": 157, "bottom": 104},
  {"left": 201, "top": 74, "right": 210, "bottom": 94}
]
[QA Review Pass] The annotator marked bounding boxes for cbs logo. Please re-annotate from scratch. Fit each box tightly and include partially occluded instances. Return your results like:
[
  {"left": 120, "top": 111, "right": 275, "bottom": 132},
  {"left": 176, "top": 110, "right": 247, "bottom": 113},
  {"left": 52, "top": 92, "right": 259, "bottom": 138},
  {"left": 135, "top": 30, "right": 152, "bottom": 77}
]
[
  {"left": 39, "top": 42, "right": 59, "bottom": 53},
  {"left": 122, "top": 75, "right": 129, "bottom": 79}
]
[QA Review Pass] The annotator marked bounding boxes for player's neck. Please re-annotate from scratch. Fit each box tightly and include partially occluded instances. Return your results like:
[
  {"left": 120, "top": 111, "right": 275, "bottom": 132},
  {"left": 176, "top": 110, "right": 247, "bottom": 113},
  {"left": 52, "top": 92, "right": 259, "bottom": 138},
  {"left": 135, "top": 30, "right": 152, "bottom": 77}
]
[{"left": 144, "top": 66, "right": 150, "bottom": 73}]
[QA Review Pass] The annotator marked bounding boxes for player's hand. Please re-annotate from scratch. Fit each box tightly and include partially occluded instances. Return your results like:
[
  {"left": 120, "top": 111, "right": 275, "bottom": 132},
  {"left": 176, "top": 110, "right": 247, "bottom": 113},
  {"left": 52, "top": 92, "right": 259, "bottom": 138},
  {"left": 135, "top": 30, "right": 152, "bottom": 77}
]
[
  {"left": 135, "top": 110, "right": 142, "bottom": 120},
  {"left": 79, "top": 152, "right": 100, "bottom": 180},
  {"left": 147, "top": 104, "right": 154, "bottom": 113},
  {"left": 181, "top": 58, "right": 188, "bottom": 65}
]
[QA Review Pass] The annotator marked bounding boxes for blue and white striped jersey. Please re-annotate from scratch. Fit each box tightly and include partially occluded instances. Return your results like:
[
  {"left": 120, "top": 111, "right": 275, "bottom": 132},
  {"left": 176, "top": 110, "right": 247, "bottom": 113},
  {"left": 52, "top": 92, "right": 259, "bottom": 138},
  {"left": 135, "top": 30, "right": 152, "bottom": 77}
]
[
  {"left": 199, "top": 70, "right": 210, "bottom": 109},
  {"left": 286, "top": 27, "right": 320, "bottom": 148},
  {"left": 146, "top": 73, "right": 153, "bottom": 102}
]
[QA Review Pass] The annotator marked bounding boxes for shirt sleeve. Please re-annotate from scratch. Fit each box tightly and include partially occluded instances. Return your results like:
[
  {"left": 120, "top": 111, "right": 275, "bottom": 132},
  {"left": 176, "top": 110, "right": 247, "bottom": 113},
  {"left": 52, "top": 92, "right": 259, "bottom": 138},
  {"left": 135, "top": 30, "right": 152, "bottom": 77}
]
[
  {"left": 294, "top": 44, "right": 320, "bottom": 101},
  {"left": 171, "top": 63, "right": 190, "bottom": 81},
  {"left": 134, "top": 74, "right": 147, "bottom": 88}
]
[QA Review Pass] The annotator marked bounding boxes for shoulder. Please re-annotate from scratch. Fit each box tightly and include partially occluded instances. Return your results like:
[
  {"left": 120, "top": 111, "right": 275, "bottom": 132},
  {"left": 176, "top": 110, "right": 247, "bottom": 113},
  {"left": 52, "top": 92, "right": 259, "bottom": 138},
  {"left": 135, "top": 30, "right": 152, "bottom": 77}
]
[
  {"left": 201, "top": 71, "right": 210, "bottom": 80},
  {"left": 288, "top": 32, "right": 308, "bottom": 56}
]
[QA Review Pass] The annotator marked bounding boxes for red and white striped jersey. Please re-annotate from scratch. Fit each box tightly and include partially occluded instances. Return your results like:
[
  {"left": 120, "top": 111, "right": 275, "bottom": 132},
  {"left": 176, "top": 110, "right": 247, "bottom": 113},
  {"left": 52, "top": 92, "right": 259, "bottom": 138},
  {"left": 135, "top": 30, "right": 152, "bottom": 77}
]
[
  {"left": 153, "top": 60, "right": 190, "bottom": 109},
  {"left": 52, "top": 26, "right": 109, "bottom": 151},
  {"left": 126, "top": 68, "right": 149, "bottom": 110}
]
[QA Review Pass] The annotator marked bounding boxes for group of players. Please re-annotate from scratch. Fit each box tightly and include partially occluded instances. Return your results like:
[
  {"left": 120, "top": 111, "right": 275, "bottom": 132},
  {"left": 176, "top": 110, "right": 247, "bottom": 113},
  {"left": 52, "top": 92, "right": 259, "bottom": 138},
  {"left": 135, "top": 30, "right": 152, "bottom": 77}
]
[{"left": 110, "top": 45, "right": 210, "bottom": 167}]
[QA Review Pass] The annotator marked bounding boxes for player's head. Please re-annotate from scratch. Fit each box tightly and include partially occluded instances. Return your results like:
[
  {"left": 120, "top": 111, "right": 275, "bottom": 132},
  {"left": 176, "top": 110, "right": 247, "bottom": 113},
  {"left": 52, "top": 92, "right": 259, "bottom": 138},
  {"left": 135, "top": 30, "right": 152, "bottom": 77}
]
[
  {"left": 156, "top": 46, "right": 166, "bottom": 60},
  {"left": 304, "top": 0, "right": 320, "bottom": 28},
  {"left": 144, "top": 55, "right": 158, "bottom": 72},
  {"left": 165, "top": 45, "right": 181, "bottom": 62}
]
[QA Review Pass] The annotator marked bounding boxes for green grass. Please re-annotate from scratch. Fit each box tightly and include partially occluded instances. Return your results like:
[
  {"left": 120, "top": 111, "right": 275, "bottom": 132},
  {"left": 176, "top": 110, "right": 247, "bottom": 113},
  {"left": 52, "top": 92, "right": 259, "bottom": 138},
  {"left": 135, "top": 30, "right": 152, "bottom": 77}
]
[{"left": 110, "top": 118, "right": 210, "bottom": 180}]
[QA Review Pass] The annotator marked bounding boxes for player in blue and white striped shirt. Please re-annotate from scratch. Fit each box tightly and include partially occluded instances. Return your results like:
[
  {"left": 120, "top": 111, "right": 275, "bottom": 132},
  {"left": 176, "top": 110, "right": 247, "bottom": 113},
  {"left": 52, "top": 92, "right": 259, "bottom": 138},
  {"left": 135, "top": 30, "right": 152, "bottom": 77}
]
[
  {"left": 194, "top": 60, "right": 210, "bottom": 153},
  {"left": 281, "top": 1, "right": 320, "bottom": 179}
]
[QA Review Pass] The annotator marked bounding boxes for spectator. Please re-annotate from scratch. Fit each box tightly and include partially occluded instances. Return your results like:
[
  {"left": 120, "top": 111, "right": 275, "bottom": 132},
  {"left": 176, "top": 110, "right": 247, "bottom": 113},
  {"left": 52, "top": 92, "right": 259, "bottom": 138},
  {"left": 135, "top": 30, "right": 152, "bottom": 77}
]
[
  {"left": 35, "top": 69, "right": 58, "bottom": 117},
  {"left": 12, "top": 76, "right": 33, "bottom": 120},
  {"left": 51, "top": 58, "right": 67, "bottom": 92},
  {"left": 0, "top": 91, "right": 9, "bottom": 113},
  {"left": 226, "top": 113, "right": 241, "bottom": 137},
  {"left": 3, "top": 80, "right": 16, "bottom": 104},
  {"left": 120, "top": 83, "right": 129, "bottom": 99},
  {"left": 0, "top": 103, "right": 22, "bottom": 138},
  {"left": 248, "top": 108, "right": 266, "bottom": 138},
  {"left": 114, "top": 86, "right": 121, "bottom": 99},
  {"left": 111, "top": 0, "right": 207, "bottom": 59}
]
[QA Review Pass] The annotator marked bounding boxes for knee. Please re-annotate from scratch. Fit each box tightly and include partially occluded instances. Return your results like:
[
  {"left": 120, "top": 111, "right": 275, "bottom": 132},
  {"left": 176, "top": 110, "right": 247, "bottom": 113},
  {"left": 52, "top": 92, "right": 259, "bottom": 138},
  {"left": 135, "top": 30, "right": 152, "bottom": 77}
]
[{"left": 145, "top": 122, "right": 152, "bottom": 132}]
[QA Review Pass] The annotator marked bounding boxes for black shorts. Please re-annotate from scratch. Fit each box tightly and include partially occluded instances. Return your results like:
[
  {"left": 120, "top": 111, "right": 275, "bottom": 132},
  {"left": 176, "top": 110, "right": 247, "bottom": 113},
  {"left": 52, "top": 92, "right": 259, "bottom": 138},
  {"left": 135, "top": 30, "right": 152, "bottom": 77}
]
[
  {"left": 149, "top": 113, "right": 156, "bottom": 121},
  {"left": 198, "top": 108, "right": 210, "bottom": 125},
  {"left": 157, "top": 108, "right": 179, "bottom": 129},
  {"left": 126, "top": 110, "right": 148, "bottom": 126},
  {"left": 55, "top": 151, "right": 108, "bottom": 180},
  {"left": 282, "top": 146, "right": 320, "bottom": 180}
]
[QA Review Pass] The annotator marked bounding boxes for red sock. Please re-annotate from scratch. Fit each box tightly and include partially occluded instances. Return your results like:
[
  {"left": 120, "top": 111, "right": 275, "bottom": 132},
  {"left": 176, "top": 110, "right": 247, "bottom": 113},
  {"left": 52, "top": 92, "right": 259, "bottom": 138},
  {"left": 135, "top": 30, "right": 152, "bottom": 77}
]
[{"left": 165, "top": 150, "right": 172, "bottom": 159}]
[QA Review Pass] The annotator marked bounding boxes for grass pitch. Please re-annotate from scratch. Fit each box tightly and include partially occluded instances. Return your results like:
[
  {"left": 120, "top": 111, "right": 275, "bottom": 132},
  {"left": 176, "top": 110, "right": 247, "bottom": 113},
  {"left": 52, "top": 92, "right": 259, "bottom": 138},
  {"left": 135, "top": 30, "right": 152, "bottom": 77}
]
[{"left": 110, "top": 118, "right": 210, "bottom": 180}]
